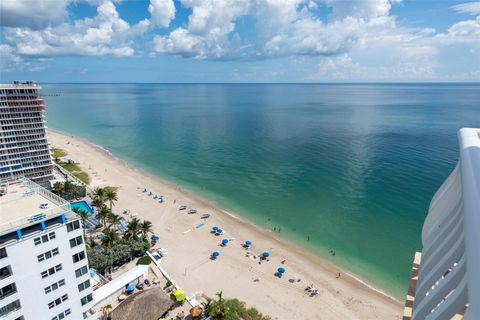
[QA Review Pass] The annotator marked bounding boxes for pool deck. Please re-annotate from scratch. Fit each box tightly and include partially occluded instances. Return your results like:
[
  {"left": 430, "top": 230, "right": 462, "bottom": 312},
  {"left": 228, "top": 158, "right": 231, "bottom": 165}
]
[{"left": 0, "top": 182, "right": 68, "bottom": 234}]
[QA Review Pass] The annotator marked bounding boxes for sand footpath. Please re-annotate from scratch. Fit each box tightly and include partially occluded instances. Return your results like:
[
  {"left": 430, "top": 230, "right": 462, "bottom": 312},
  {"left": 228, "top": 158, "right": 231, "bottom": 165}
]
[{"left": 48, "top": 129, "right": 402, "bottom": 320}]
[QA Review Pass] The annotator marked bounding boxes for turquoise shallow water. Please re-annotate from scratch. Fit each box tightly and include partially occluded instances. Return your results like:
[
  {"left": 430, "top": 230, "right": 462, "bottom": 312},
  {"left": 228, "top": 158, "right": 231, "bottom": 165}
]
[{"left": 43, "top": 83, "right": 480, "bottom": 299}]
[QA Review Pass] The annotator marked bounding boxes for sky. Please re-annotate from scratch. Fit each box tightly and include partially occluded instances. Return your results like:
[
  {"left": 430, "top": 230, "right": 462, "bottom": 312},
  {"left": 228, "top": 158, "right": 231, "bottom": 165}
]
[{"left": 0, "top": 0, "right": 479, "bottom": 83}]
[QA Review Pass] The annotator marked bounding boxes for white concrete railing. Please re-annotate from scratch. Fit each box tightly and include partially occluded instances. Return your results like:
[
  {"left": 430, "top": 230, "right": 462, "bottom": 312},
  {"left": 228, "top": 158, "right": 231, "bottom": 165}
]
[{"left": 412, "top": 128, "right": 480, "bottom": 320}]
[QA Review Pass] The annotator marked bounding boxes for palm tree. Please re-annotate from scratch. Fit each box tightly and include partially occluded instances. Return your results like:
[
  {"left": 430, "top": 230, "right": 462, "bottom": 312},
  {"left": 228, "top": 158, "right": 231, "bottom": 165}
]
[
  {"left": 73, "top": 207, "right": 89, "bottom": 239},
  {"left": 104, "top": 187, "right": 118, "bottom": 210},
  {"left": 91, "top": 197, "right": 104, "bottom": 210},
  {"left": 101, "top": 228, "right": 119, "bottom": 248},
  {"left": 139, "top": 220, "right": 153, "bottom": 240},
  {"left": 101, "top": 304, "right": 112, "bottom": 320},
  {"left": 87, "top": 238, "right": 98, "bottom": 250},
  {"left": 63, "top": 180, "right": 74, "bottom": 195},
  {"left": 93, "top": 187, "right": 106, "bottom": 201},
  {"left": 107, "top": 212, "right": 122, "bottom": 231},
  {"left": 52, "top": 182, "right": 64, "bottom": 195},
  {"left": 125, "top": 217, "right": 141, "bottom": 240},
  {"left": 96, "top": 206, "right": 111, "bottom": 230}
]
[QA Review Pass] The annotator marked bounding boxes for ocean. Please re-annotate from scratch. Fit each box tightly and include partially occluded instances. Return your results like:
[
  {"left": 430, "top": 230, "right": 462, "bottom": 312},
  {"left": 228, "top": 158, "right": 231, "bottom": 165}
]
[{"left": 43, "top": 83, "right": 480, "bottom": 299}]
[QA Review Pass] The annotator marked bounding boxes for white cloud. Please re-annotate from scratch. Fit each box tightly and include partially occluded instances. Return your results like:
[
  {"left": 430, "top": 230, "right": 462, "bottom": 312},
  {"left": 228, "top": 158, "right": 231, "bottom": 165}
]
[
  {"left": 439, "top": 15, "right": 480, "bottom": 42},
  {"left": 153, "top": 0, "right": 400, "bottom": 59},
  {"left": 0, "top": 44, "right": 23, "bottom": 72},
  {"left": 327, "top": 0, "right": 394, "bottom": 20},
  {"left": 154, "top": 0, "right": 250, "bottom": 58},
  {"left": 155, "top": 28, "right": 204, "bottom": 57},
  {"left": 149, "top": 0, "right": 176, "bottom": 28},
  {"left": 0, "top": 0, "right": 70, "bottom": 30},
  {"left": 3, "top": 1, "right": 150, "bottom": 58},
  {"left": 2, "top": 0, "right": 479, "bottom": 81},
  {"left": 452, "top": 2, "right": 480, "bottom": 15}
]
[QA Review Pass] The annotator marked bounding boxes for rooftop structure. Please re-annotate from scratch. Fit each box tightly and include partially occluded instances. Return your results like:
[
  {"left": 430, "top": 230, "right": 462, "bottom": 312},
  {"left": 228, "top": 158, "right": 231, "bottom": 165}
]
[
  {"left": 0, "top": 178, "right": 95, "bottom": 319},
  {"left": 404, "top": 128, "right": 480, "bottom": 320},
  {"left": 0, "top": 178, "right": 70, "bottom": 235},
  {"left": 0, "top": 81, "right": 53, "bottom": 185}
]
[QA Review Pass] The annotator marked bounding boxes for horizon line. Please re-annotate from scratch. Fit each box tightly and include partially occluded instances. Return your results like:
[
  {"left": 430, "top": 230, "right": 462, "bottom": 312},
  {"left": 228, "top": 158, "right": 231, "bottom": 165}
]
[{"left": 22, "top": 81, "right": 480, "bottom": 85}]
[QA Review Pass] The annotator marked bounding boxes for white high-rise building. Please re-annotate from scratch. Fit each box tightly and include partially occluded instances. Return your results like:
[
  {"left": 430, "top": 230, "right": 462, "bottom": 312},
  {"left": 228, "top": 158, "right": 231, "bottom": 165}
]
[
  {"left": 0, "top": 81, "right": 53, "bottom": 185},
  {"left": 404, "top": 128, "right": 480, "bottom": 320},
  {"left": 0, "top": 178, "right": 95, "bottom": 319}
]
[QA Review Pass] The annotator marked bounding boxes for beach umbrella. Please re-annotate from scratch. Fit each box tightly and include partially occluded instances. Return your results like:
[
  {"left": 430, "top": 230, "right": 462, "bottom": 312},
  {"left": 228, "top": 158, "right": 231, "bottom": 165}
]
[
  {"left": 222, "top": 239, "right": 229, "bottom": 245},
  {"left": 173, "top": 289, "right": 187, "bottom": 302},
  {"left": 212, "top": 226, "right": 219, "bottom": 231},
  {"left": 212, "top": 251, "right": 220, "bottom": 257},
  {"left": 216, "top": 228, "right": 223, "bottom": 234},
  {"left": 262, "top": 252, "right": 270, "bottom": 258},
  {"left": 151, "top": 235, "right": 160, "bottom": 241},
  {"left": 126, "top": 283, "right": 136, "bottom": 291},
  {"left": 190, "top": 306, "right": 203, "bottom": 318},
  {"left": 277, "top": 267, "right": 286, "bottom": 274},
  {"left": 245, "top": 241, "right": 252, "bottom": 246}
]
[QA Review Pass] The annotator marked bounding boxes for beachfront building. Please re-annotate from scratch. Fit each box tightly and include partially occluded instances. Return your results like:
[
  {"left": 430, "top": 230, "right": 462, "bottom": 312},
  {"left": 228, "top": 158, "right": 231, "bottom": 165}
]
[
  {"left": 0, "top": 81, "right": 53, "bottom": 185},
  {"left": 0, "top": 178, "right": 95, "bottom": 319},
  {"left": 403, "top": 128, "right": 480, "bottom": 320}
]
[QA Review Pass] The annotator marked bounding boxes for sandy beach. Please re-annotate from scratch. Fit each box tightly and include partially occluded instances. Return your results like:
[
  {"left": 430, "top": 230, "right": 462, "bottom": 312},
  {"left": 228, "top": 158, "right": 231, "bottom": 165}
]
[{"left": 48, "top": 129, "right": 403, "bottom": 320}]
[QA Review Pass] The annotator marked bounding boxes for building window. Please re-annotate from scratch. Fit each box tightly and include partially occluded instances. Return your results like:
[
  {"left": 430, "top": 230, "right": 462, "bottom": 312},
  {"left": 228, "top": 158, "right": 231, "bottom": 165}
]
[
  {"left": 75, "top": 265, "right": 88, "bottom": 278},
  {"left": 48, "top": 294, "right": 68, "bottom": 309},
  {"left": 0, "top": 248, "right": 7, "bottom": 259},
  {"left": 66, "top": 221, "right": 80, "bottom": 232},
  {"left": 0, "top": 283, "right": 17, "bottom": 300},
  {"left": 69, "top": 236, "right": 83, "bottom": 248},
  {"left": 0, "top": 266, "right": 12, "bottom": 280},
  {"left": 78, "top": 279, "right": 90, "bottom": 292},
  {"left": 41, "top": 264, "right": 62, "bottom": 278},
  {"left": 51, "top": 309, "right": 71, "bottom": 320},
  {"left": 37, "top": 248, "right": 60, "bottom": 262},
  {"left": 72, "top": 251, "right": 86, "bottom": 263},
  {"left": 0, "top": 299, "right": 21, "bottom": 317},
  {"left": 34, "top": 232, "right": 56, "bottom": 246},
  {"left": 80, "top": 293, "right": 93, "bottom": 306},
  {"left": 44, "top": 279, "right": 66, "bottom": 294}
]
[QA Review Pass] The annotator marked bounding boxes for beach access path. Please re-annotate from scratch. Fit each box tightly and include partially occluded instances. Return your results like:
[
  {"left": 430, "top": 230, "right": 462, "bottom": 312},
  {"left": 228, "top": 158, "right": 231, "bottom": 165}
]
[{"left": 48, "top": 129, "right": 402, "bottom": 320}]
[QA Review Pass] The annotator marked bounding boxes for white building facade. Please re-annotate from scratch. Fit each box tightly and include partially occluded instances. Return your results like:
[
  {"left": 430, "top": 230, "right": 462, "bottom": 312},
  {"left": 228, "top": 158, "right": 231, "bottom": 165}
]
[
  {"left": 0, "top": 178, "right": 95, "bottom": 319},
  {"left": 404, "top": 128, "right": 480, "bottom": 320},
  {"left": 0, "top": 81, "right": 53, "bottom": 185}
]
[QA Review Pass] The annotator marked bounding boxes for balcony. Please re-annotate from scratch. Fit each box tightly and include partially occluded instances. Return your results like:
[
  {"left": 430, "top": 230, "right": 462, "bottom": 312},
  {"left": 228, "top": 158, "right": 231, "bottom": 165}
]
[{"left": 404, "top": 128, "right": 480, "bottom": 319}]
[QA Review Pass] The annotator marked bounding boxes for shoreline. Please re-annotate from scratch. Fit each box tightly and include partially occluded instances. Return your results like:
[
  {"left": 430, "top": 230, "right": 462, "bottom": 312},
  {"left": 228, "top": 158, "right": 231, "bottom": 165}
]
[{"left": 48, "top": 128, "right": 403, "bottom": 319}]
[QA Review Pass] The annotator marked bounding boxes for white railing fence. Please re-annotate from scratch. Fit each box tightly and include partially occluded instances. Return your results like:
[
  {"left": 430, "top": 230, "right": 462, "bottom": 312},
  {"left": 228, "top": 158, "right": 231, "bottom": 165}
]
[{"left": 412, "top": 128, "right": 480, "bottom": 320}]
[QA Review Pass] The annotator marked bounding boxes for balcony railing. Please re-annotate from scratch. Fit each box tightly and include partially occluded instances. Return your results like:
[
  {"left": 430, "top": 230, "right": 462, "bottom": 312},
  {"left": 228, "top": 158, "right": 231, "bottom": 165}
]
[{"left": 410, "top": 128, "right": 480, "bottom": 319}]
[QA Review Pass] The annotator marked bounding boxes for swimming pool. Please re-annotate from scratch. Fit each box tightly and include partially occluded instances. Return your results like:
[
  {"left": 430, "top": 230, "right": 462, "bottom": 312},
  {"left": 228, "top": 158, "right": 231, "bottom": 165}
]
[{"left": 70, "top": 200, "right": 95, "bottom": 215}]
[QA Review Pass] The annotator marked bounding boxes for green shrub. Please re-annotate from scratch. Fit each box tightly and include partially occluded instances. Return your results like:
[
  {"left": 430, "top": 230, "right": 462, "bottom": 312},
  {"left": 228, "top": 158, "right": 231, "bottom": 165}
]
[
  {"left": 137, "top": 256, "right": 152, "bottom": 265},
  {"left": 73, "top": 171, "right": 91, "bottom": 184},
  {"left": 51, "top": 148, "right": 67, "bottom": 162},
  {"left": 203, "top": 292, "right": 271, "bottom": 320}
]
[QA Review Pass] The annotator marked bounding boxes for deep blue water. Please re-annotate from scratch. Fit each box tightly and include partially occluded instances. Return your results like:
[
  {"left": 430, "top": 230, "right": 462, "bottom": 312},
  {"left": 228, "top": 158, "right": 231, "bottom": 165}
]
[{"left": 43, "top": 83, "right": 480, "bottom": 298}]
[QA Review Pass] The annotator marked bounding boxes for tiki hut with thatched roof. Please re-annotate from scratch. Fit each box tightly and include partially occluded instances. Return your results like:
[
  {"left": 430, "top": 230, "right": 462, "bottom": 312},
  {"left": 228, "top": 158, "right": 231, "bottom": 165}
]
[{"left": 110, "top": 287, "right": 174, "bottom": 320}]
